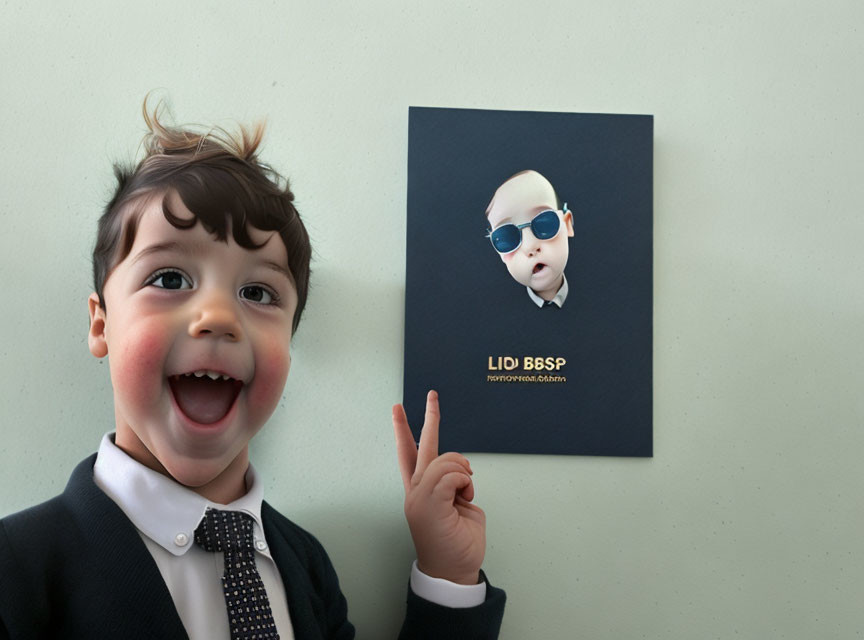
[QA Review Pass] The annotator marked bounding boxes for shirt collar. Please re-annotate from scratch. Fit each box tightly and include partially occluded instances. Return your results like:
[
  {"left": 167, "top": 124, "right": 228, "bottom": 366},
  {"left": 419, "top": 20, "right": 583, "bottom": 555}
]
[
  {"left": 527, "top": 273, "right": 569, "bottom": 308},
  {"left": 93, "top": 433, "right": 266, "bottom": 557}
]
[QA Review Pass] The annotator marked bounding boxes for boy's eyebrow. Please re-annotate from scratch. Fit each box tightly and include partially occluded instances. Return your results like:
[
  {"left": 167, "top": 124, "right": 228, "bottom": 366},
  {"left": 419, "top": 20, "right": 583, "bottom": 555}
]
[{"left": 131, "top": 241, "right": 293, "bottom": 281}]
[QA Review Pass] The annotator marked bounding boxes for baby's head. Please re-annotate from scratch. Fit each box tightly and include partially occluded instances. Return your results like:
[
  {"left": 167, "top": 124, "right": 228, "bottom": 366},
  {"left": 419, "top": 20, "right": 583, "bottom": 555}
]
[
  {"left": 485, "top": 170, "right": 573, "bottom": 301},
  {"left": 87, "top": 100, "right": 311, "bottom": 495}
]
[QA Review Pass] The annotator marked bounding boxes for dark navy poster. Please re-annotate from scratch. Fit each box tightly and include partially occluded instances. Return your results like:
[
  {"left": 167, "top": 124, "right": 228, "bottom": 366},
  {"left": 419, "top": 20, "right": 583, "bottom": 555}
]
[{"left": 403, "top": 107, "right": 653, "bottom": 457}]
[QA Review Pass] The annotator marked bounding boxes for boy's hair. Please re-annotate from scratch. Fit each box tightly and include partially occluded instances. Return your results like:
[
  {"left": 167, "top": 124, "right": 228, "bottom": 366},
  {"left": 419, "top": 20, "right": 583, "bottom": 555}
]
[
  {"left": 484, "top": 169, "right": 563, "bottom": 220},
  {"left": 93, "top": 99, "right": 311, "bottom": 332}
]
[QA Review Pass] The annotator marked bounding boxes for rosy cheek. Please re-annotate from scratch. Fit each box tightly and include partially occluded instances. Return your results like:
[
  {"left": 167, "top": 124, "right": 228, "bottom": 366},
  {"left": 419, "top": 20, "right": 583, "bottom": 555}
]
[
  {"left": 247, "top": 337, "right": 290, "bottom": 409},
  {"left": 111, "top": 322, "right": 170, "bottom": 407}
]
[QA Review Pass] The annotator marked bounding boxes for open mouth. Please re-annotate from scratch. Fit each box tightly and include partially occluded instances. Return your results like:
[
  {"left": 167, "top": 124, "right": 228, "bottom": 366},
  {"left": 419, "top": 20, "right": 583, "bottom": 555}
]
[
  {"left": 532, "top": 263, "right": 547, "bottom": 275},
  {"left": 168, "top": 371, "right": 244, "bottom": 425}
]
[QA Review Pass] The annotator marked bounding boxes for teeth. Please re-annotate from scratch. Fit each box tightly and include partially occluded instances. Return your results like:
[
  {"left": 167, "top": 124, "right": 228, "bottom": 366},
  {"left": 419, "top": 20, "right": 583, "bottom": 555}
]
[{"left": 179, "top": 370, "right": 236, "bottom": 381}]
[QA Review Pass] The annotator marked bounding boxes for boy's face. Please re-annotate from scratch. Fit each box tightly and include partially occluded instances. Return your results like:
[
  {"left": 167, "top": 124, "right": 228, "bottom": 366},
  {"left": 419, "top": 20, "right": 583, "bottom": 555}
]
[
  {"left": 88, "top": 191, "right": 298, "bottom": 490},
  {"left": 486, "top": 171, "right": 574, "bottom": 297}
]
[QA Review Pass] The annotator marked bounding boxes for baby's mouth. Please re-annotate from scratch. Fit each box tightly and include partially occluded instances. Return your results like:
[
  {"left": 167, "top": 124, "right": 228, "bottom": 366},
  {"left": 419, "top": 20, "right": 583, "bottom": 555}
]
[
  {"left": 168, "top": 372, "right": 244, "bottom": 425},
  {"left": 532, "top": 263, "right": 547, "bottom": 275}
]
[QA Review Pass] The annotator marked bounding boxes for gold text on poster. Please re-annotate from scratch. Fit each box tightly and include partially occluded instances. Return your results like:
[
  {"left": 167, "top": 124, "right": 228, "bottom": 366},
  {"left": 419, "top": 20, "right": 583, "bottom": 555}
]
[{"left": 487, "top": 356, "right": 566, "bottom": 371}]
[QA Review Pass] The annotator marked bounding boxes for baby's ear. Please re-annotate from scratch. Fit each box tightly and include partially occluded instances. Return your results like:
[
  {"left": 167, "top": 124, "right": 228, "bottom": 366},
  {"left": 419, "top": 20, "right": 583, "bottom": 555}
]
[
  {"left": 564, "top": 211, "right": 575, "bottom": 238},
  {"left": 88, "top": 293, "right": 108, "bottom": 358}
]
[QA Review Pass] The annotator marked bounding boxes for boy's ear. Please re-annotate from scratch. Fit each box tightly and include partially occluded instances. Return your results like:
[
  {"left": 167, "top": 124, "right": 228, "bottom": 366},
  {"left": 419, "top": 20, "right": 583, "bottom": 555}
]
[
  {"left": 88, "top": 293, "right": 108, "bottom": 358},
  {"left": 564, "top": 211, "right": 575, "bottom": 238}
]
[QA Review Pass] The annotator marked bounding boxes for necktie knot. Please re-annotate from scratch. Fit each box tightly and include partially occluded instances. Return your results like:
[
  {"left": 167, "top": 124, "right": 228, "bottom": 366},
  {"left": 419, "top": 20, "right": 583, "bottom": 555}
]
[{"left": 194, "top": 508, "right": 255, "bottom": 553}]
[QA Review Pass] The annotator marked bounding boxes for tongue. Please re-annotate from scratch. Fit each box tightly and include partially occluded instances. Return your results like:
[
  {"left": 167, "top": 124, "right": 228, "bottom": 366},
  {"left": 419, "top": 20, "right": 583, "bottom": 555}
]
[{"left": 170, "top": 377, "right": 240, "bottom": 424}]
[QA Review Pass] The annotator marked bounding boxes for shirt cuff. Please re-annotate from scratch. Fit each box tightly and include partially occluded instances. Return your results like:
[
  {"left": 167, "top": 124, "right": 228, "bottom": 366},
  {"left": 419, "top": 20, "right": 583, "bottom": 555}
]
[{"left": 409, "top": 560, "right": 487, "bottom": 608}]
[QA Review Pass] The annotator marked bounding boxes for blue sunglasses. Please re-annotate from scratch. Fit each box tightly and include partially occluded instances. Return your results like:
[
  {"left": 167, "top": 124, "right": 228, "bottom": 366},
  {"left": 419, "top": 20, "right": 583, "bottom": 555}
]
[{"left": 486, "top": 204, "right": 569, "bottom": 255}]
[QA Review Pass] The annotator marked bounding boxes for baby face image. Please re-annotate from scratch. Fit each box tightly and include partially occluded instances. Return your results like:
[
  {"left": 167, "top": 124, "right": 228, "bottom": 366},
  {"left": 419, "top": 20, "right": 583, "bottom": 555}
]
[{"left": 485, "top": 171, "right": 574, "bottom": 301}]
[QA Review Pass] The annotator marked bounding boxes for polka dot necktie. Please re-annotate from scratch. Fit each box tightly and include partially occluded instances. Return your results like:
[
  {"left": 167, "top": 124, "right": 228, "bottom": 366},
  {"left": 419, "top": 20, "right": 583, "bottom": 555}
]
[{"left": 194, "top": 509, "right": 280, "bottom": 640}]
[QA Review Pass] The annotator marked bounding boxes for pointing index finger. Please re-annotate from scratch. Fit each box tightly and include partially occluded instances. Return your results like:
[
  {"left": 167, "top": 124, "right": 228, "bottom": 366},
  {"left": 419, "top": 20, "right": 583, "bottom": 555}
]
[{"left": 415, "top": 390, "right": 440, "bottom": 478}]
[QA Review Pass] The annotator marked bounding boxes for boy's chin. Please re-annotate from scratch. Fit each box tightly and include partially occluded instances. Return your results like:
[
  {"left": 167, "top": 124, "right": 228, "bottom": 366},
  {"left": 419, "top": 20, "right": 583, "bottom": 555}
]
[
  {"left": 158, "top": 447, "right": 249, "bottom": 492},
  {"left": 115, "top": 422, "right": 248, "bottom": 493},
  {"left": 529, "top": 267, "right": 562, "bottom": 290},
  {"left": 511, "top": 274, "right": 537, "bottom": 289}
]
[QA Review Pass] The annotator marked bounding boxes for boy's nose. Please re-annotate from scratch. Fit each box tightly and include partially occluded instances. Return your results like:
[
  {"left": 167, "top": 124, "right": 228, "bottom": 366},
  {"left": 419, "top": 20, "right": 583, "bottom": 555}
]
[
  {"left": 188, "top": 291, "right": 243, "bottom": 342},
  {"left": 520, "top": 228, "right": 541, "bottom": 256}
]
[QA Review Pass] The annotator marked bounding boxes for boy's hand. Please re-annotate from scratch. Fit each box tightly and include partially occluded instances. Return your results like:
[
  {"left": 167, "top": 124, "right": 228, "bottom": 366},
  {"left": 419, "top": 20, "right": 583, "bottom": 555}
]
[{"left": 392, "top": 390, "right": 486, "bottom": 586}]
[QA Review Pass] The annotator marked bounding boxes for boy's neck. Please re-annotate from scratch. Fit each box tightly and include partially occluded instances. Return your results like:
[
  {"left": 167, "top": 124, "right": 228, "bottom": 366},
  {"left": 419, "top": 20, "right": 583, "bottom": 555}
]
[
  {"left": 534, "top": 274, "right": 564, "bottom": 301},
  {"left": 114, "top": 427, "right": 250, "bottom": 504}
]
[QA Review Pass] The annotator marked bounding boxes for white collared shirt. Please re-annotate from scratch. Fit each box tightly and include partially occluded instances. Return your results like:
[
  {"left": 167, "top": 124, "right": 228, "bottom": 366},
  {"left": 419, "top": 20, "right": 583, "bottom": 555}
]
[
  {"left": 93, "top": 433, "right": 295, "bottom": 639},
  {"left": 93, "top": 433, "right": 485, "bottom": 639},
  {"left": 527, "top": 273, "right": 569, "bottom": 308}
]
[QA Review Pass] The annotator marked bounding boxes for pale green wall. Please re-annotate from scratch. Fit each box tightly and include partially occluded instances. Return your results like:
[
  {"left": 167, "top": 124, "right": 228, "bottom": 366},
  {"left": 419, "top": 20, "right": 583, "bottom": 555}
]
[{"left": 1, "top": 1, "right": 862, "bottom": 638}]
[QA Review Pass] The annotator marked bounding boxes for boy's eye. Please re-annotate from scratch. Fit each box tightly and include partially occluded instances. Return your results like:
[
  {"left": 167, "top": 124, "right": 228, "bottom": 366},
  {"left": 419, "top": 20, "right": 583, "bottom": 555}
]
[
  {"left": 240, "top": 285, "right": 278, "bottom": 305},
  {"left": 147, "top": 269, "right": 192, "bottom": 290},
  {"left": 144, "top": 271, "right": 279, "bottom": 305}
]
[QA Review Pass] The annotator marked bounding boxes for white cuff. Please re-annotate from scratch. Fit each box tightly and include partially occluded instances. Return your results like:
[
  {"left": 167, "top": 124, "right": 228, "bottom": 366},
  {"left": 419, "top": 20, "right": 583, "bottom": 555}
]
[{"left": 409, "top": 560, "right": 487, "bottom": 608}]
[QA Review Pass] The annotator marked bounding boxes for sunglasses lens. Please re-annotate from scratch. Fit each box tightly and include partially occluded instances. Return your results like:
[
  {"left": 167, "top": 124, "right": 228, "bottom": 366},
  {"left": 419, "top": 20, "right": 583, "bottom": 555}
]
[
  {"left": 531, "top": 210, "right": 560, "bottom": 239},
  {"left": 490, "top": 225, "right": 521, "bottom": 253}
]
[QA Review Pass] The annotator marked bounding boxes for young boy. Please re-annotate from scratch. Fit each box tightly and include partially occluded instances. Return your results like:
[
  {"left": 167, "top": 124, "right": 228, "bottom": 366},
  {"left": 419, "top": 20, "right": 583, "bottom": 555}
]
[
  {"left": 485, "top": 170, "right": 574, "bottom": 308},
  {"left": 0, "top": 104, "right": 505, "bottom": 639}
]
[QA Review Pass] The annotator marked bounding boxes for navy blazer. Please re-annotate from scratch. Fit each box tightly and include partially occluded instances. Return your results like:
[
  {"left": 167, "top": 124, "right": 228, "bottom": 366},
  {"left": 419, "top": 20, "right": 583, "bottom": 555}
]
[{"left": 0, "top": 455, "right": 505, "bottom": 639}]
